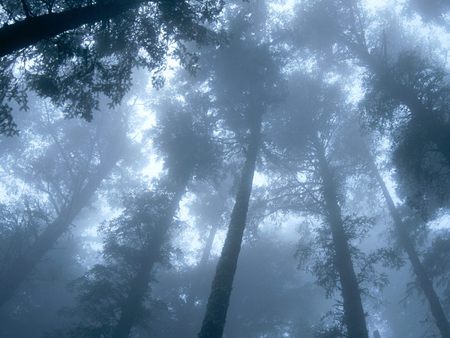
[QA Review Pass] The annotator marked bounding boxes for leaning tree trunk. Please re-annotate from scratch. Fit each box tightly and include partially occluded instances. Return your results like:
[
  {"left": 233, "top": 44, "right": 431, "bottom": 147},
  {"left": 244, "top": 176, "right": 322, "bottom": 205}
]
[
  {"left": 367, "top": 154, "right": 450, "bottom": 338},
  {"left": 111, "top": 176, "right": 189, "bottom": 338},
  {"left": 198, "top": 115, "right": 262, "bottom": 338},
  {"left": 0, "top": 155, "right": 118, "bottom": 307},
  {"left": 315, "top": 138, "right": 369, "bottom": 338},
  {"left": 0, "top": 0, "right": 144, "bottom": 57}
]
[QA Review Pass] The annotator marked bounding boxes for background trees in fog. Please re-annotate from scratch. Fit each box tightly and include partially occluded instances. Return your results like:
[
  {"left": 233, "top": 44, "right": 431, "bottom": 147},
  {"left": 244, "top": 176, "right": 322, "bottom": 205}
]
[{"left": 1, "top": 0, "right": 450, "bottom": 338}]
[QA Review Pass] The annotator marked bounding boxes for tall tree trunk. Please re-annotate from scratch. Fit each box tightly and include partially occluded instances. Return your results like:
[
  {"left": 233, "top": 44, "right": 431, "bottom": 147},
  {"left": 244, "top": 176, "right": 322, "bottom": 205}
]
[
  {"left": 198, "top": 115, "right": 262, "bottom": 338},
  {"left": 111, "top": 177, "right": 189, "bottom": 338},
  {"left": 357, "top": 46, "right": 450, "bottom": 337},
  {"left": 315, "top": 138, "right": 369, "bottom": 338},
  {"left": 367, "top": 154, "right": 450, "bottom": 338},
  {"left": 0, "top": 0, "right": 144, "bottom": 57},
  {"left": 0, "top": 155, "right": 118, "bottom": 307}
]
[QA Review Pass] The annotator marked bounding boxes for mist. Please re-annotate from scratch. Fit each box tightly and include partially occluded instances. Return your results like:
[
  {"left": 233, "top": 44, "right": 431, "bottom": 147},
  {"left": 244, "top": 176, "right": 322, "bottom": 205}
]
[{"left": 1, "top": 0, "right": 450, "bottom": 337}]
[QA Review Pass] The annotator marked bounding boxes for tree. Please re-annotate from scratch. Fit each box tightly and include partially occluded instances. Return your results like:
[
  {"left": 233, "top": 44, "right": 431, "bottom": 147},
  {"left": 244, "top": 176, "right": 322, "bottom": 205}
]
[
  {"left": 292, "top": 0, "right": 450, "bottom": 220},
  {"left": 0, "top": 0, "right": 224, "bottom": 135},
  {"left": 362, "top": 52, "right": 450, "bottom": 219},
  {"left": 290, "top": 6, "right": 450, "bottom": 334},
  {"left": 60, "top": 83, "right": 221, "bottom": 337},
  {"left": 197, "top": 4, "right": 284, "bottom": 335},
  {"left": 367, "top": 151, "right": 450, "bottom": 337},
  {"left": 347, "top": 132, "right": 450, "bottom": 336},
  {"left": 264, "top": 73, "right": 378, "bottom": 338},
  {"left": 189, "top": 180, "right": 233, "bottom": 266},
  {"left": 2, "top": 1, "right": 450, "bottom": 336},
  {"left": 335, "top": 116, "right": 450, "bottom": 337},
  {"left": 112, "top": 99, "right": 219, "bottom": 338},
  {"left": 0, "top": 106, "right": 130, "bottom": 307},
  {"left": 63, "top": 183, "right": 185, "bottom": 338}
]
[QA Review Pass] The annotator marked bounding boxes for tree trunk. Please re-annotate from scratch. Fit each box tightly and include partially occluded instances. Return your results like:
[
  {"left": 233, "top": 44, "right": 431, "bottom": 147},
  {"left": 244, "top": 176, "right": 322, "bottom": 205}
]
[
  {"left": 198, "top": 116, "right": 262, "bottom": 338},
  {"left": 0, "top": 155, "right": 117, "bottom": 307},
  {"left": 200, "top": 225, "right": 218, "bottom": 266},
  {"left": 111, "top": 178, "right": 188, "bottom": 338},
  {"left": 170, "top": 224, "right": 219, "bottom": 337},
  {"left": 0, "top": 0, "right": 144, "bottom": 57},
  {"left": 367, "top": 154, "right": 450, "bottom": 338},
  {"left": 315, "top": 138, "right": 369, "bottom": 338}
]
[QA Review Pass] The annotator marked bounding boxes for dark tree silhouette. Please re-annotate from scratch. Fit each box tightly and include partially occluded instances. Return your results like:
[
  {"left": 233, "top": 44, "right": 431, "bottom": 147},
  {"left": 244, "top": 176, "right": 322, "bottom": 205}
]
[{"left": 0, "top": 0, "right": 223, "bottom": 135}]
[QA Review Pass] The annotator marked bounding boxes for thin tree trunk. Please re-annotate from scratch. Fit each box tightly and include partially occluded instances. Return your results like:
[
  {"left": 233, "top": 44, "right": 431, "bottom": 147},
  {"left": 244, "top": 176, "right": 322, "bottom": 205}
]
[
  {"left": 357, "top": 46, "right": 450, "bottom": 337},
  {"left": 170, "top": 224, "right": 219, "bottom": 337},
  {"left": 198, "top": 115, "right": 262, "bottom": 338},
  {"left": 111, "top": 178, "right": 188, "bottom": 338},
  {"left": 367, "top": 154, "right": 450, "bottom": 338},
  {"left": 200, "top": 225, "right": 218, "bottom": 266},
  {"left": 345, "top": 11, "right": 449, "bottom": 335},
  {"left": 315, "top": 138, "right": 369, "bottom": 338},
  {"left": 0, "top": 0, "right": 144, "bottom": 57},
  {"left": 0, "top": 155, "right": 118, "bottom": 307}
]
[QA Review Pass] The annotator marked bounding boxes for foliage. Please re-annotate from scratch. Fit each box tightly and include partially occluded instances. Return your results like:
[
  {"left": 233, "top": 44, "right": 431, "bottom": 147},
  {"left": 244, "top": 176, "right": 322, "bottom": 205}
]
[
  {"left": 58, "top": 186, "right": 178, "bottom": 337},
  {"left": 0, "top": 0, "right": 225, "bottom": 134}
]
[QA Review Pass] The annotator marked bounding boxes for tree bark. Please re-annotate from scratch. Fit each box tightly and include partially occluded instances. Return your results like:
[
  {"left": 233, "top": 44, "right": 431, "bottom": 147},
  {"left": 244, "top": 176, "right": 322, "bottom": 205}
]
[
  {"left": 0, "top": 0, "right": 144, "bottom": 58},
  {"left": 315, "top": 138, "right": 369, "bottom": 338},
  {"left": 0, "top": 154, "right": 118, "bottom": 307},
  {"left": 198, "top": 115, "right": 262, "bottom": 338},
  {"left": 367, "top": 154, "right": 450, "bottom": 338}
]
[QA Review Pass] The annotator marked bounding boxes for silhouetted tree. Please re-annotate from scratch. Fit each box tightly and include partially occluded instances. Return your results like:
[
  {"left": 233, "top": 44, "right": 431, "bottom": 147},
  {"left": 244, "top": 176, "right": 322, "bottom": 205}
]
[{"left": 0, "top": 0, "right": 224, "bottom": 135}]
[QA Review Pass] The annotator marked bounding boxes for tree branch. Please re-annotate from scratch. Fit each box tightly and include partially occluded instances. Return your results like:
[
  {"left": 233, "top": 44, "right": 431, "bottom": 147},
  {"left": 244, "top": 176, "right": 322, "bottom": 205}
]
[{"left": 0, "top": 0, "right": 145, "bottom": 57}]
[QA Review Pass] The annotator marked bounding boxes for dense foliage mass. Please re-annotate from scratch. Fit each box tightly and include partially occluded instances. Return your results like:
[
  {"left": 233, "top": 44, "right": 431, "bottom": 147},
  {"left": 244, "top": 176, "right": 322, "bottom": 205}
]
[{"left": 1, "top": 0, "right": 450, "bottom": 337}]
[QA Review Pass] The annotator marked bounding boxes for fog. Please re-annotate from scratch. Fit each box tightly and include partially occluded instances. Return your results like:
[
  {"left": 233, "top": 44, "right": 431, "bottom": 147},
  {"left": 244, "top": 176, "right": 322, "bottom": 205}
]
[{"left": 0, "top": 0, "right": 450, "bottom": 337}]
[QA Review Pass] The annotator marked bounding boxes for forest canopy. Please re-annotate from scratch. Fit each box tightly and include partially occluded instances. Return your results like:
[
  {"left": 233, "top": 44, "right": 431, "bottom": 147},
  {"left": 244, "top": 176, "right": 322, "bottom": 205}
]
[{"left": 1, "top": 0, "right": 450, "bottom": 338}]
